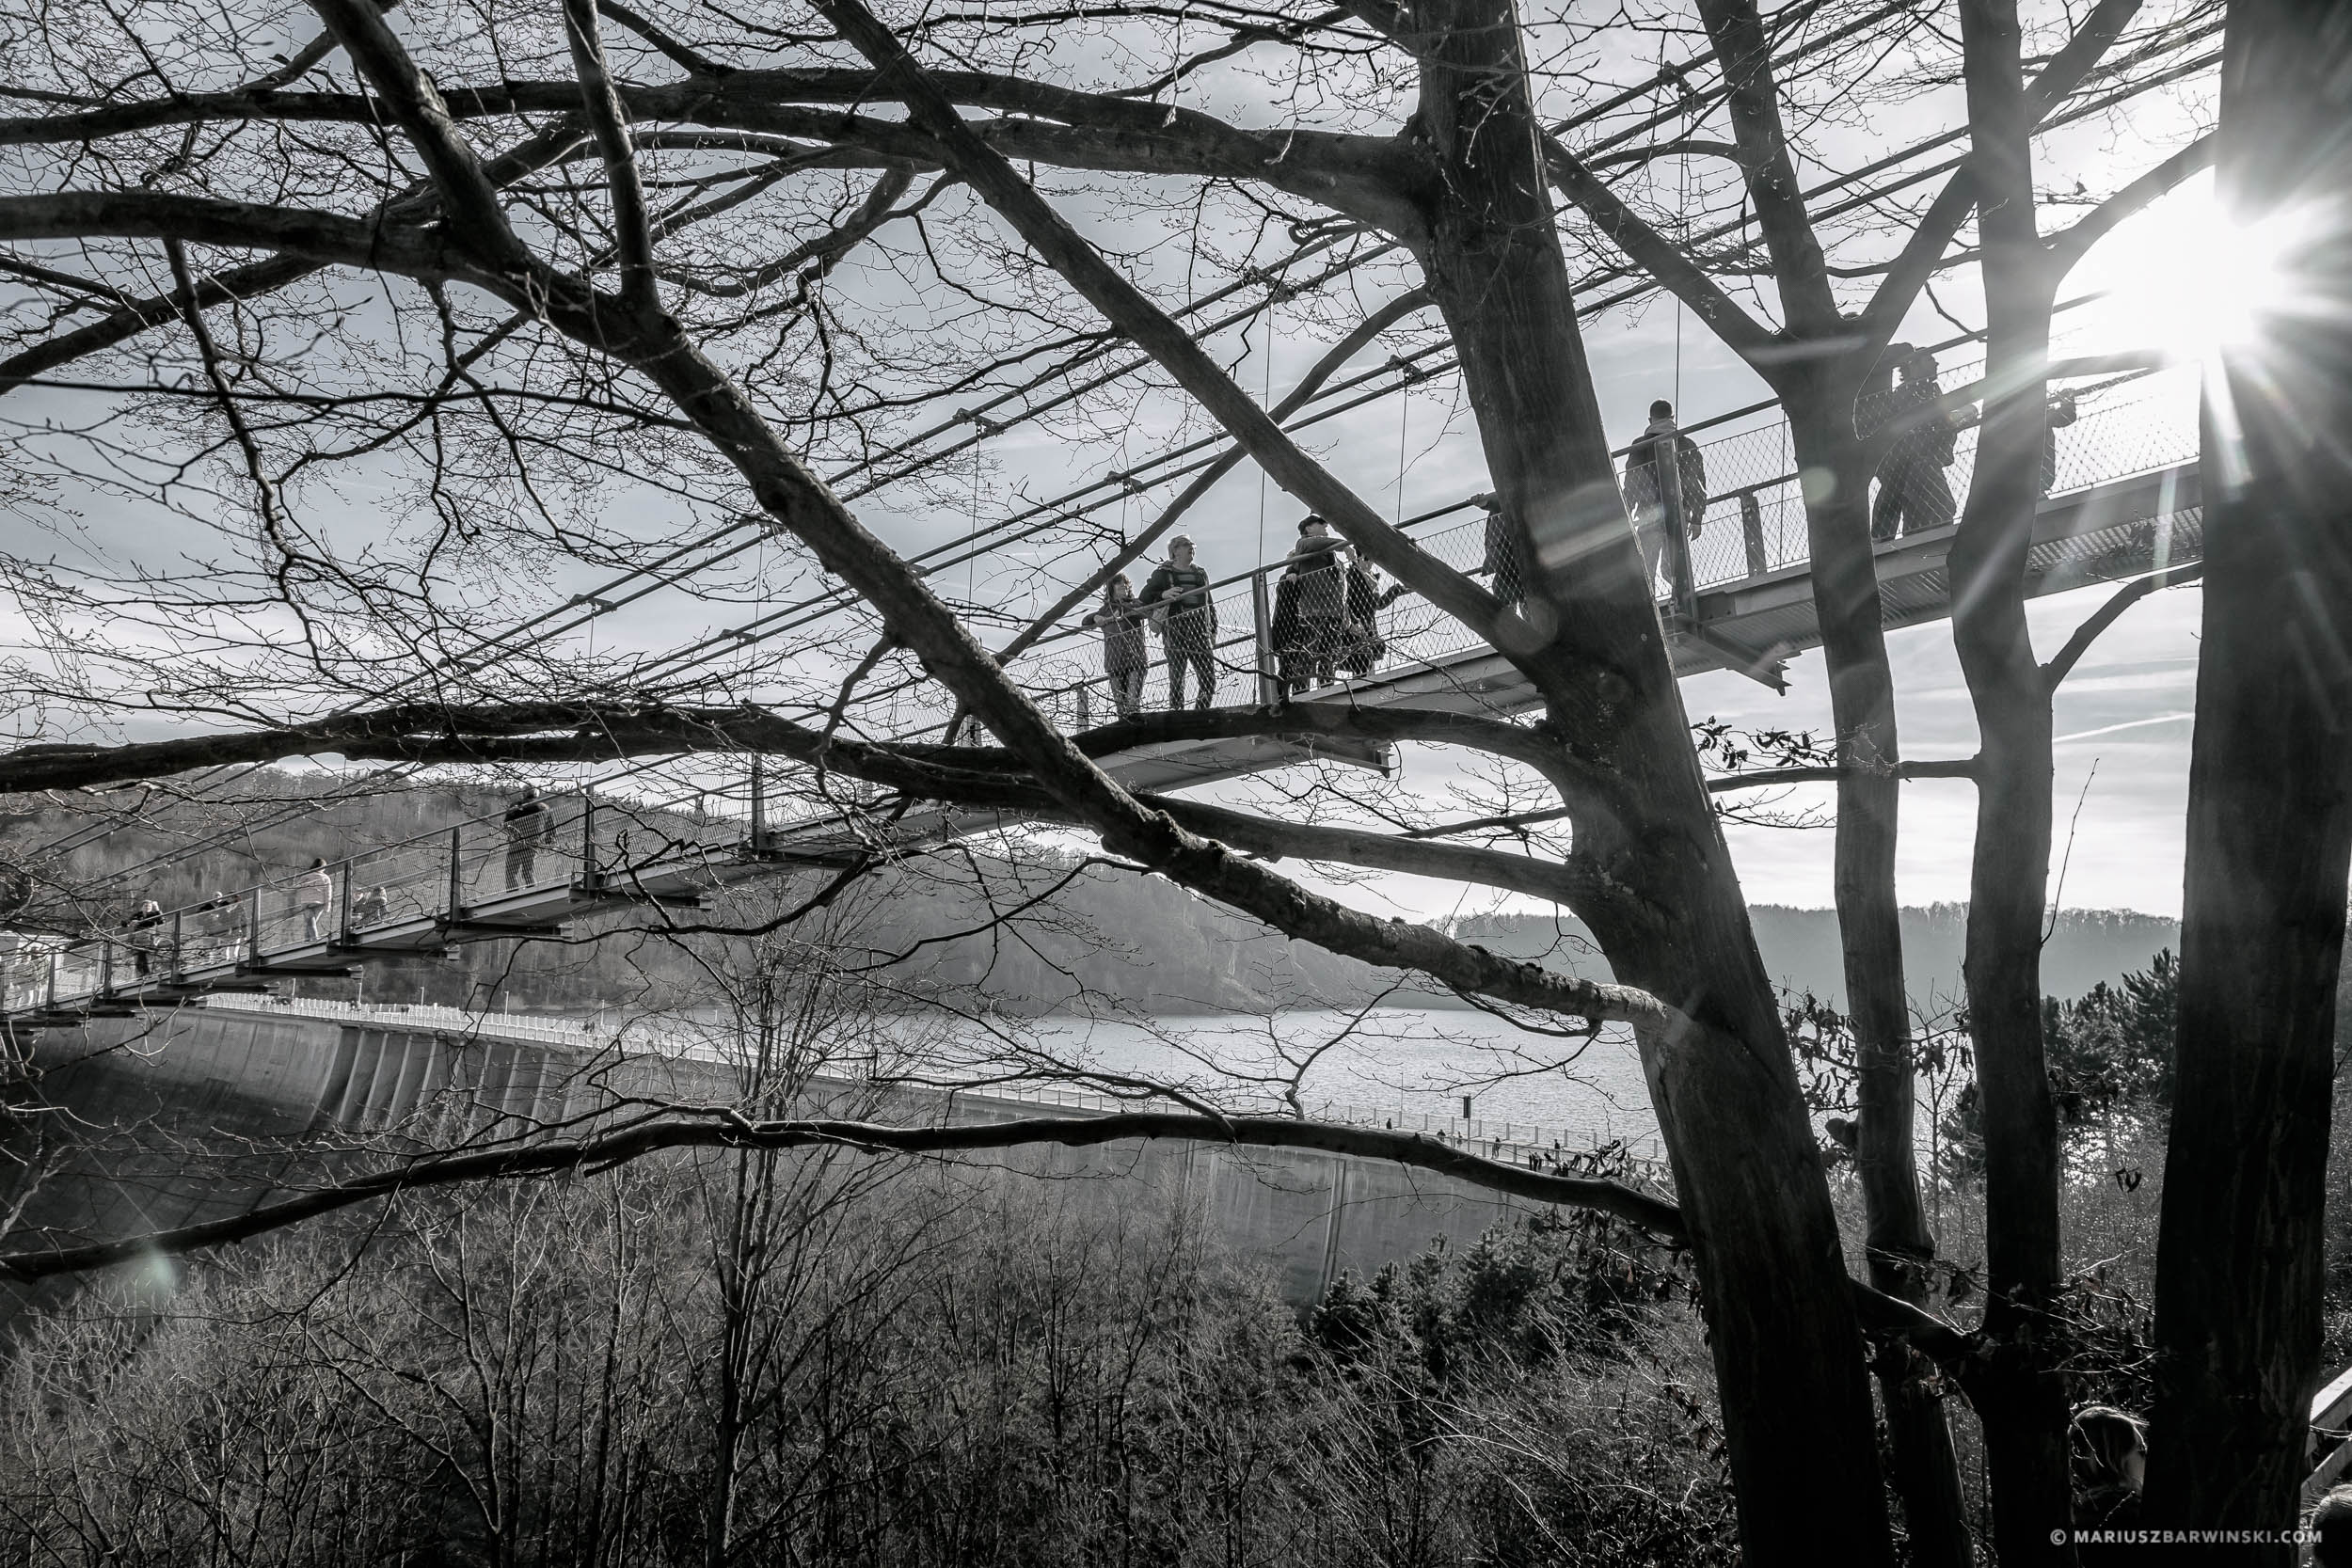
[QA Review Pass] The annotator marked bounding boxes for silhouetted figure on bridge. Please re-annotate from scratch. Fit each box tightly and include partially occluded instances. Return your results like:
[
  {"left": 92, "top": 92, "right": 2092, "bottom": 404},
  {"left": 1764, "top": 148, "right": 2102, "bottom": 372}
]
[
  {"left": 503, "top": 787, "right": 554, "bottom": 891},
  {"left": 294, "top": 858, "right": 333, "bottom": 942},
  {"left": 1083, "top": 573, "right": 1150, "bottom": 721},
  {"left": 1625, "top": 399, "right": 1708, "bottom": 599},
  {"left": 127, "top": 898, "right": 163, "bottom": 978},
  {"left": 2042, "top": 388, "right": 2079, "bottom": 497},
  {"left": 352, "top": 883, "right": 391, "bottom": 928},
  {"left": 1341, "top": 558, "right": 1407, "bottom": 678},
  {"left": 1871, "top": 348, "right": 1965, "bottom": 540},
  {"left": 1476, "top": 495, "right": 1523, "bottom": 606},
  {"left": 1138, "top": 535, "right": 1217, "bottom": 710},
  {"left": 1279, "top": 516, "right": 1349, "bottom": 691}
]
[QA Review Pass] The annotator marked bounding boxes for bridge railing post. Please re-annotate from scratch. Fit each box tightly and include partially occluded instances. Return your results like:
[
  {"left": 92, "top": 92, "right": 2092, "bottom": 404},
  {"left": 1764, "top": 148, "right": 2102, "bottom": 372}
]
[
  {"left": 45, "top": 950, "right": 56, "bottom": 1010},
  {"left": 101, "top": 937, "right": 113, "bottom": 997},
  {"left": 337, "top": 859, "right": 354, "bottom": 945},
  {"left": 246, "top": 886, "right": 262, "bottom": 966},
  {"left": 1251, "top": 568, "right": 1278, "bottom": 707},
  {"left": 170, "top": 910, "right": 183, "bottom": 983},
  {"left": 1740, "top": 491, "right": 1768, "bottom": 578}
]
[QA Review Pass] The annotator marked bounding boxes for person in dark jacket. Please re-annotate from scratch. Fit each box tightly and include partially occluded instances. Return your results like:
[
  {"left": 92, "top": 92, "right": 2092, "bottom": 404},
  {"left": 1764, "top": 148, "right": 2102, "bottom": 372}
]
[
  {"left": 2042, "top": 388, "right": 2078, "bottom": 497},
  {"left": 1624, "top": 399, "right": 1708, "bottom": 598},
  {"left": 1083, "top": 573, "right": 1150, "bottom": 720},
  {"left": 503, "top": 786, "right": 554, "bottom": 890},
  {"left": 1137, "top": 535, "right": 1217, "bottom": 709},
  {"left": 1871, "top": 349, "right": 1966, "bottom": 540},
  {"left": 126, "top": 898, "right": 164, "bottom": 978},
  {"left": 1477, "top": 494, "right": 1523, "bottom": 604},
  {"left": 1280, "top": 517, "right": 1349, "bottom": 690},
  {"left": 1341, "top": 558, "right": 1409, "bottom": 675}
]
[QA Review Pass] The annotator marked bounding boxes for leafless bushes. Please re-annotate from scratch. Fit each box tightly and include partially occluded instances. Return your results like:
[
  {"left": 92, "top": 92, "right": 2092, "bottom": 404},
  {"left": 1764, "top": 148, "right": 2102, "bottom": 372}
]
[{"left": 0, "top": 1150, "right": 1729, "bottom": 1568}]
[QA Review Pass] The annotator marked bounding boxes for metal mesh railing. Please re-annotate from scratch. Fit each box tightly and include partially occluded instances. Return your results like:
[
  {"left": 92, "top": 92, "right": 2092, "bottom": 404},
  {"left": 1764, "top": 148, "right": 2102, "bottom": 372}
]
[{"left": 1005, "top": 361, "right": 2202, "bottom": 722}]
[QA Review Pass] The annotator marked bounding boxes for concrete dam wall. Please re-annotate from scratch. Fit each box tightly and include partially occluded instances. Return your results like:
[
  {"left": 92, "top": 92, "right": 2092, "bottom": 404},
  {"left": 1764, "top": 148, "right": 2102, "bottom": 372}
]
[{"left": 3, "top": 1001, "right": 1580, "bottom": 1324}]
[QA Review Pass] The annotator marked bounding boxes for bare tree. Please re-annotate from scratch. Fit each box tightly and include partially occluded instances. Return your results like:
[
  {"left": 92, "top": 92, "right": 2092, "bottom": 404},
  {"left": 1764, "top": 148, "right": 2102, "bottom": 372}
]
[{"left": 0, "top": 0, "right": 2226, "bottom": 1555}]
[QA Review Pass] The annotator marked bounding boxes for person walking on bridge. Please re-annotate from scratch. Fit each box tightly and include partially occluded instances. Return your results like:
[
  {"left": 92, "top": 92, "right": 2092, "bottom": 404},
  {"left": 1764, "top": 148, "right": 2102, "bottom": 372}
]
[
  {"left": 503, "top": 787, "right": 554, "bottom": 891},
  {"left": 294, "top": 858, "right": 333, "bottom": 942},
  {"left": 1138, "top": 535, "right": 1217, "bottom": 710},
  {"left": 127, "top": 898, "right": 164, "bottom": 978},
  {"left": 1623, "top": 400, "right": 1708, "bottom": 600}
]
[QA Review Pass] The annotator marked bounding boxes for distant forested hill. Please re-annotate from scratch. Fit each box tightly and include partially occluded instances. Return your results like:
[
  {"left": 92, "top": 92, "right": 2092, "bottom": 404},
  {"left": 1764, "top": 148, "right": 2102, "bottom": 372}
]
[
  {"left": 1448, "top": 906, "right": 2183, "bottom": 1021},
  {"left": 8, "top": 772, "right": 2179, "bottom": 1017}
]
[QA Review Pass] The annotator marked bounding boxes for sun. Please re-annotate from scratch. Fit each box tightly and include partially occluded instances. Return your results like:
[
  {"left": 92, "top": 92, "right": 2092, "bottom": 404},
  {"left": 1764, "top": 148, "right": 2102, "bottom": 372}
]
[{"left": 2079, "top": 174, "right": 2305, "bottom": 363}]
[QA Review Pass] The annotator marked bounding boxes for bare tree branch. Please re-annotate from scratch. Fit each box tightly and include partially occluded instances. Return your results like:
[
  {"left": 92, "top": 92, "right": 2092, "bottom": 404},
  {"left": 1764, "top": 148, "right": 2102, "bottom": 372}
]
[
  {"left": 2044, "top": 130, "right": 2215, "bottom": 277},
  {"left": 2041, "top": 563, "right": 2203, "bottom": 691},
  {"left": 0, "top": 1109, "right": 1690, "bottom": 1284},
  {"left": 562, "top": 0, "right": 659, "bottom": 309}
]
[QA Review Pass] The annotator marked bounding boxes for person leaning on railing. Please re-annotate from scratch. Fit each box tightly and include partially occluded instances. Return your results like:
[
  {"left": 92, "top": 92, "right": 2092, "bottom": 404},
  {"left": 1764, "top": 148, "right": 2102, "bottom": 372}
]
[{"left": 1082, "top": 572, "right": 1151, "bottom": 720}]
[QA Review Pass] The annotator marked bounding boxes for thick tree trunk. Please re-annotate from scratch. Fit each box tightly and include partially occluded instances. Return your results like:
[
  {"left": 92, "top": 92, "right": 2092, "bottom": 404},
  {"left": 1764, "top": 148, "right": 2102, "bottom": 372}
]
[
  {"left": 1404, "top": 0, "right": 1891, "bottom": 1560},
  {"left": 1953, "top": 2, "right": 2074, "bottom": 1561},
  {"left": 2141, "top": 1, "right": 2352, "bottom": 1550},
  {"left": 1687, "top": 5, "right": 1969, "bottom": 1554},
  {"left": 1785, "top": 400, "right": 1970, "bottom": 1568}
]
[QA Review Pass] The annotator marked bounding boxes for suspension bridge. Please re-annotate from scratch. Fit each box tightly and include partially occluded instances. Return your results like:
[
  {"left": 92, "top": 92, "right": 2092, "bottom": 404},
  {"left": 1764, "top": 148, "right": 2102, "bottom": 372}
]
[{"left": 0, "top": 352, "right": 2205, "bottom": 1036}]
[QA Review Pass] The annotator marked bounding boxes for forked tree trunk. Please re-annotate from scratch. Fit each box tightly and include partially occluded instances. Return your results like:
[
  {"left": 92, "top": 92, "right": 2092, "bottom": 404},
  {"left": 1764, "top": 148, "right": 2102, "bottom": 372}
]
[
  {"left": 1696, "top": 4, "right": 1966, "bottom": 1548},
  {"left": 1784, "top": 393, "right": 1970, "bottom": 1568},
  {"left": 2142, "top": 0, "right": 2352, "bottom": 1549},
  {"left": 1404, "top": 0, "right": 1891, "bottom": 1558},
  {"left": 1953, "top": 1, "right": 2074, "bottom": 1560}
]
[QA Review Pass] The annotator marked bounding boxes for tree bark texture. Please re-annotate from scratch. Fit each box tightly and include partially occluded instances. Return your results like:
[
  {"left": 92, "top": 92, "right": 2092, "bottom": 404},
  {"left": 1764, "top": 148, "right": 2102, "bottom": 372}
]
[
  {"left": 2142, "top": 0, "right": 2352, "bottom": 1550},
  {"left": 1695, "top": 2, "right": 1965, "bottom": 1553},
  {"left": 1953, "top": 2, "right": 2074, "bottom": 1561},
  {"left": 1401, "top": 0, "right": 1893, "bottom": 1559},
  {"left": 1789, "top": 404, "right": 1970, "bottom": 1568}
]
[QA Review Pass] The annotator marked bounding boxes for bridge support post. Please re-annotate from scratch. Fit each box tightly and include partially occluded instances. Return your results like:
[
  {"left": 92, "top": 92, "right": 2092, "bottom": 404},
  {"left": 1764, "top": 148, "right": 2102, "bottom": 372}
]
[
  {"left": 580, "top": 793, "right": 601, "bottom": 893},
  {"left": 749, "top": 759, "right": 767, "bottom": 854},
  {"left": 1251, "top": 568, "right": 1279, "bottom": 706},
  {"left": 446, "top": 827, "right": 465, "bottom": 921}
]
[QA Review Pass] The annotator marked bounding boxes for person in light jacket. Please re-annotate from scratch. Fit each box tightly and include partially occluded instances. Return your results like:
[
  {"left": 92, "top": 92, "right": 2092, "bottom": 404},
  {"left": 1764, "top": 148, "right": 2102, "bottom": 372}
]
[{"left": 1136, "top": 535, "right": 1217, "bottom": 710}]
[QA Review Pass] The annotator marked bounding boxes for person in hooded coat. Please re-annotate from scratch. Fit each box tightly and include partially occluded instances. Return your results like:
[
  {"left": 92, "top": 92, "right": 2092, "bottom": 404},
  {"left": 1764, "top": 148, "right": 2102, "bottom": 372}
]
[{"left": 1083, "top": 573, "right": 1150, "bottom": 719}]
